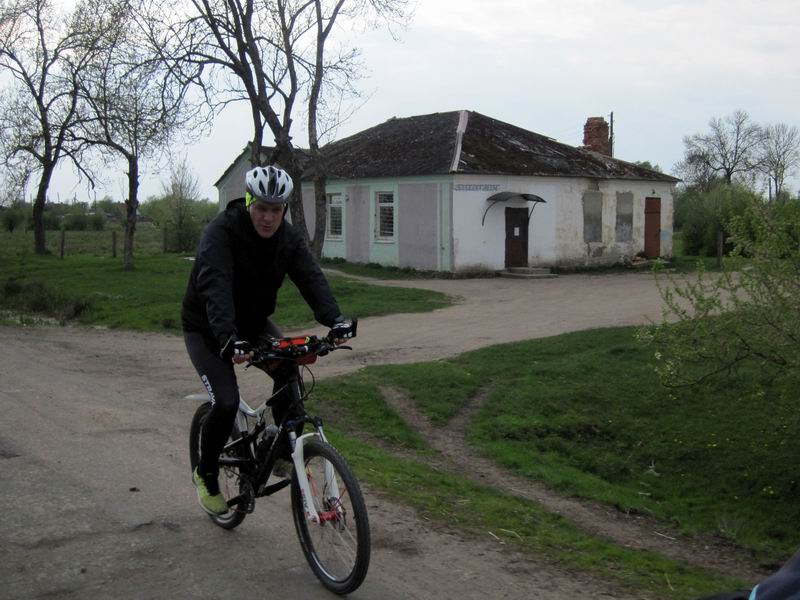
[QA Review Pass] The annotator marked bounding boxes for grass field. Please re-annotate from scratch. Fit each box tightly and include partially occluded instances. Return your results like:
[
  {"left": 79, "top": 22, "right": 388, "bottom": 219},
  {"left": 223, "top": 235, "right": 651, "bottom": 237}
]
[
  {"left": 358, "top": 329, "right": 798, "bottom": 560},
  {"left": 0, "top": 231, "right": 452, "bottom": 331},
  {"left": 0, "top": 227, "right": 166, "bottom": 258},
  {"left": 312, "top": 326, "right": 798, "bottom": 593}
]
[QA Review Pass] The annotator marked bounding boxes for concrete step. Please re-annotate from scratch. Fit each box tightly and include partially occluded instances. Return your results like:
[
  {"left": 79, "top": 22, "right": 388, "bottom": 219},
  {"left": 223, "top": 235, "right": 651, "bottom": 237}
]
[{"left": 499, "top": 267, "right": 558, "bottom": 279}]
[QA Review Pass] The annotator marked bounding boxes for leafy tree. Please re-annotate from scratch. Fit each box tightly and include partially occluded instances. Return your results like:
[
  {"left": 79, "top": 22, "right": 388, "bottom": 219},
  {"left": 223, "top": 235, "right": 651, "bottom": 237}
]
[
  {"left": 633, "top": 160, "right": 662, "bottom": 173},
  {"left": 675, "top": 184, "right": 759, "bottom": 256},
  {"left": 641, "top": 201, "right": 800, "bottom": 388}
]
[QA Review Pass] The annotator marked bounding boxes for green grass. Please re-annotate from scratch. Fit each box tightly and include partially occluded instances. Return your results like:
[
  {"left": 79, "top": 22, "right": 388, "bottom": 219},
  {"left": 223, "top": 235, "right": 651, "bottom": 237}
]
[
  {"left": 0, "top": 227, "right": 165, "bottom": 258},
  {"left": 668, "top": 230, "right": 740, "bottom": 273},
  {"left": 322, "top": 258, "right": 446, "bottom": 279},
  {"left": 321, "top": 327, "right": 799, "bottom": 568},
  {"left": 321, "top": 426, "right": 746, "bottom": 599},
  {"left": 0, "top": 252, "right": 452, "bottom": 332}
]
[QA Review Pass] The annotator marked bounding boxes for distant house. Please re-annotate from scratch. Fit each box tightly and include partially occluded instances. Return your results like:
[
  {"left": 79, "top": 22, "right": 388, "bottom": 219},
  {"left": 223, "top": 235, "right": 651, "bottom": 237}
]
[{"left": 215, "top": 111, "right": 678, "bottom": 271}]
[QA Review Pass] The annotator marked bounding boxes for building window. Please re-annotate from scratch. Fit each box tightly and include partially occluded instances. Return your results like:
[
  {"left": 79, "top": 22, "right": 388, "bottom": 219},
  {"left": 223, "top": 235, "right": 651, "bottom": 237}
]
[
  {"left": 375, "top": 192, "right": 395, "bottom": 240},
  {"left": 326, "top": 193, "right": 343, "bottom": 238},
  {"left": 583, "top": 190, "right": 603, "bottom": 243},
  {"left": 615, "top": 192, "right": 633, "bottom": 243}
]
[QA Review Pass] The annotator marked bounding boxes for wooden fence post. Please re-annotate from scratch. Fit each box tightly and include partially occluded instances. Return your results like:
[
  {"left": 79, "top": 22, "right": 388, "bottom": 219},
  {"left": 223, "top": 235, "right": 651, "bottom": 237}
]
[
  {"left": 163, "top": 228, "right": 167, "bottom": 253},
  {"left": 60, "top": 229, "right": 65, "bottom": 259},
  {"left": 112, "top": 230, "right": 117, "bottom": 258}
]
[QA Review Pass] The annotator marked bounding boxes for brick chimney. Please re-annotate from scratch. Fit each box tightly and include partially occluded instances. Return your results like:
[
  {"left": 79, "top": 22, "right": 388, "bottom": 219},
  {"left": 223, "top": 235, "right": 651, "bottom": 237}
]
[{"left": 582, "top": 117, "right": 611, "bottom": 156}]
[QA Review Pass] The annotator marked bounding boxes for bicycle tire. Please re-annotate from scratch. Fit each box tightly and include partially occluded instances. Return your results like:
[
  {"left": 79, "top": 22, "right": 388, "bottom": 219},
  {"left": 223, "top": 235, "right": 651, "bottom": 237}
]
[
  {"left": 291, "top": 439, "right": 370, "bottom": 595},
  {"left": 189, "top": 402, "right": 248, "bottom": 530}
]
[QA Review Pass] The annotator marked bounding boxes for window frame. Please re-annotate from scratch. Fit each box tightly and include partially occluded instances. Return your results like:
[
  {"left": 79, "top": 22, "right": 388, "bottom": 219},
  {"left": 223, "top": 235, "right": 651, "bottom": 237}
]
[
  {"left": 374, "top": 191, "right": 396, "bottom": 241},
  {"left": 326, "top": 193, "right": 343, "bottom": 239}
]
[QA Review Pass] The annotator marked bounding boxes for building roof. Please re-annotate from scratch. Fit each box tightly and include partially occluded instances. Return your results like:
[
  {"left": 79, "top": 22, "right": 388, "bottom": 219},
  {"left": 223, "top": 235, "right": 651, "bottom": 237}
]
[
  {"left": 215, "top": 111, "right": 678, "bottom": 189},
  {"left": 213, "top": 144, "right": 310, "bottom": 187},
  {"left": 321, "top": 110, "right": 678, "bottom": 183}
]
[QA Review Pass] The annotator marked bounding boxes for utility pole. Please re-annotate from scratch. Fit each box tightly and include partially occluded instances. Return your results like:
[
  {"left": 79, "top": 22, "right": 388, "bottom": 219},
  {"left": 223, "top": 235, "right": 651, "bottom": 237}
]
[{"left": 609, "top": 111, "right": 615, "bottom": 157}]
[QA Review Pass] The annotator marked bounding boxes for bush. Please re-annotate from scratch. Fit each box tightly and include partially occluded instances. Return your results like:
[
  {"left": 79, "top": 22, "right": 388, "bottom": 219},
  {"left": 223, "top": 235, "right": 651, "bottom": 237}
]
[
  {"left": 0, "top": 277, "right": 93, "bottom": 321},
  {"left": 675, "top": 184, "right": 760, "bottom": 256},
  {"left": 89, "top": 212, "right": 106, "bottom": 231},
  {"left": 43, "top": 210, "right": 61, "bottom": 230},
  {"left": 63, "top": 212, "right": 89, "bottom": 231},
  {"left": 642, "top": 200, "right": 800, "bottom": 388},
  {"left": 0, "top": 206, "right": 28, "bottom": 232}
]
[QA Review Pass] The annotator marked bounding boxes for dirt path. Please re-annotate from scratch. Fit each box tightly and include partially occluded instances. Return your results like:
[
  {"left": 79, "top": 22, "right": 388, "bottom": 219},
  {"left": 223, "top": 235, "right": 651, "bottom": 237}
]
[{"left": 312, "top": 269, "right": 675, "bottom": 378}]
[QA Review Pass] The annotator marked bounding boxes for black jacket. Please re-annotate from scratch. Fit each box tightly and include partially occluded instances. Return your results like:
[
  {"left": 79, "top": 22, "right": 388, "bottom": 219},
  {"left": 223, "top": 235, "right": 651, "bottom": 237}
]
[{"left": 181, "top": 198, "right": 341, "bottom": 346}]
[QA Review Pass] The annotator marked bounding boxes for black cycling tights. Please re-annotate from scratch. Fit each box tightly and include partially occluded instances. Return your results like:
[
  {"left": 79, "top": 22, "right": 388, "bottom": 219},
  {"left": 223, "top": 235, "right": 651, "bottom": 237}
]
[{"left": 184, "top": 321, "right": 285, "bottom": 478}]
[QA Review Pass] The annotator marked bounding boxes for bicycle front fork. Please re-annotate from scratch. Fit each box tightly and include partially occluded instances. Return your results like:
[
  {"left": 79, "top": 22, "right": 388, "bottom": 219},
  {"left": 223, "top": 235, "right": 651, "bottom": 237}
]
[{"left": 289, "top": 427, "right": 341, "bottom": 524}]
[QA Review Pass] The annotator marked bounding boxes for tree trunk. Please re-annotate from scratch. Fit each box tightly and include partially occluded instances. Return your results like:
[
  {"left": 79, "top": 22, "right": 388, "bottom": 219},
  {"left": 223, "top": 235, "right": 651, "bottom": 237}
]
[
  {"left": 32, "top": 166, "right": 55, "bottom": 254},
  {"left": 287, "top": 161, "right": 310, "bottom": 246},
  {"left": 123, "top": 157, "right": 139, "bottom": 271},
  {"left": 311, "top": 173, "right": 327, "bottom": 259},
  {"left": 272, "top": 142, "right": 312, "bottom": 250}
]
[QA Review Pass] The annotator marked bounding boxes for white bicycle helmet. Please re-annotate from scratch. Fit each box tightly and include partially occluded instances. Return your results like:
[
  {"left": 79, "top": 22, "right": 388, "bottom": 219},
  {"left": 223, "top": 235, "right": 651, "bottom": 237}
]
[{"left": 245, "top": 165, "right": 293, "bottom": 206}]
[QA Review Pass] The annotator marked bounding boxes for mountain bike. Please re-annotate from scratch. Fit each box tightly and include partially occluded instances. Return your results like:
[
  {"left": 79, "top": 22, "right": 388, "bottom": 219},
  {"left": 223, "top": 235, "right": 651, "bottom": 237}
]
[{"left": 187, "top": 323, "right": 370, "bottom": 595}]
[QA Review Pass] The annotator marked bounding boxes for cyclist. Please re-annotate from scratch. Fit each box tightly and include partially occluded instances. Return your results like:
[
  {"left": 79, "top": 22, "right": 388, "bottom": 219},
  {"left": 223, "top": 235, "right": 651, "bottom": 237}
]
[{"left": 182, "top": 164, "right": 354, "bottom": 515}]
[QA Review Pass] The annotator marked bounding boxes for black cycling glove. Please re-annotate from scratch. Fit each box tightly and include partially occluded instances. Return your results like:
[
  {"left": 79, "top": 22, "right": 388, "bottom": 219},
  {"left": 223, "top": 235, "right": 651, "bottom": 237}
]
[
  {"left": 219, "top": 334, "right": 252, "bottom": 361},
  {"left": 329, "top": 316, "right": 357, "bottom": 341}
]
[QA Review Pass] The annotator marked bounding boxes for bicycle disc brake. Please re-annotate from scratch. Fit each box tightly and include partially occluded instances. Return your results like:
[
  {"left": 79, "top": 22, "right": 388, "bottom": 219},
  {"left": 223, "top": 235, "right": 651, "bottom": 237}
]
[{"left": 238, "top": 477, "right": 256, "bottom": 514}]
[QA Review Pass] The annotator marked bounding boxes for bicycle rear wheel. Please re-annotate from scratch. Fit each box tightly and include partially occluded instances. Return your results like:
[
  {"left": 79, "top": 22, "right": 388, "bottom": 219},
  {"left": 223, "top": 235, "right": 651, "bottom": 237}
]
[
  {"left": 291, "top": 439, "right": 370, "bottom": 595},
  {"left": 189, "top": 402, "right": 249, "bottom": 530}
]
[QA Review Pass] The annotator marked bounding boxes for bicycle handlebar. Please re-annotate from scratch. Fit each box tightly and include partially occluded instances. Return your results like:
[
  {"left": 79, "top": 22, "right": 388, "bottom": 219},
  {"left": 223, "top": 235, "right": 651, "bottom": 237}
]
[{"left": 247, "top": 318, "right": 357, "bottom": 367}]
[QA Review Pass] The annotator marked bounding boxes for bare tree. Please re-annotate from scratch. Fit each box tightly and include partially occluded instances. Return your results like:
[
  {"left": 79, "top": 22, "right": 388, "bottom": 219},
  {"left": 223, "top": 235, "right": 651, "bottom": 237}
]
[
  {"left": 0, "top": 0, "right": 117, "bottom": 253},
  {"left": 676, "top": 110, "right": 763, "bottom": 190},
  {"left": 161, "top": 155, "right": 203, "bottom": 252},
  {"left": 75, "top": 1, "right": 197, "bottom": 270},
  {"left": 0, "top": 162, "right": 32, "bottom": 207},
  {"left": 758, "top": 123, "right": 800, "bottom": 202},
  {"left": 144, "top": 0, "right": 409, "bottom": 258}
]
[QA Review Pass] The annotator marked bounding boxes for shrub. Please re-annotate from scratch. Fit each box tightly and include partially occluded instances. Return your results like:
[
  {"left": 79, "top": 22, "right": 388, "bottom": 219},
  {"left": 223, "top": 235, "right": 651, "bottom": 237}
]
[
  {"left": 0, "top": 206, "right": 28, "bottom": 232},
  {"left": 0, "top": 277, "right": 93, "bottom": 321},
  {"left": 43, "top": 210, "right": 61, "bottom": 230},
  {"left": 675, "top": 184, "right": 760, "bottom": 256},
  {"left": 89, "top": 212, "right": 106, "bottom": 231},
  {"left": 63, "top": 212, "right": 89, "bottom": 231},
  {"left": 642, "top": 200, "right": 800, "bottom": 388}
]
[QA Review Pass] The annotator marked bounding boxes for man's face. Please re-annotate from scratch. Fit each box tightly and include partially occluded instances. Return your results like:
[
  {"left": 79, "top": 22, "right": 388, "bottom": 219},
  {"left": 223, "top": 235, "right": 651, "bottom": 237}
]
[{"left": 249, "top": 201, "right": 285, "bottom": 238}]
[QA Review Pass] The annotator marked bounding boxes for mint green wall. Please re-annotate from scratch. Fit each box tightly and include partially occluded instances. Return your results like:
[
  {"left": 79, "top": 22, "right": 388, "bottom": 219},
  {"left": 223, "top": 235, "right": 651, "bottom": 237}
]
[
  {"left": 319, "top": 182, "right": 347, "bottom": 259},
  {"left": 319, "top": 176, "right": 453, "bottom": 269}
]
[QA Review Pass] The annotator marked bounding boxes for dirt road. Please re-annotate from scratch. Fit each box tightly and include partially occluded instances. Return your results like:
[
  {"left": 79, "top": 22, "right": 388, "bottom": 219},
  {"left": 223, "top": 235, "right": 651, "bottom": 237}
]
[{"left": 0, "top": 272, "right": 737, "bottom": 599}]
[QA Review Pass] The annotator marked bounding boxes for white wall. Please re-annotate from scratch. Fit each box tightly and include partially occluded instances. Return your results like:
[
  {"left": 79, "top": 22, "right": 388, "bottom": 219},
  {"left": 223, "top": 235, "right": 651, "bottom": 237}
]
[{"left": 451, "top": 175, "right": 675, "bottom": 270}]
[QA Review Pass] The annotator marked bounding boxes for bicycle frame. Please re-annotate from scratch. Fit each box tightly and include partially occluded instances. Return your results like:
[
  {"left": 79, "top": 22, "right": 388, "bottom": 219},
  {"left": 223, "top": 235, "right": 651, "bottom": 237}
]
[{"left": 186, "top": 371, "right": 341, "bottom": 524}]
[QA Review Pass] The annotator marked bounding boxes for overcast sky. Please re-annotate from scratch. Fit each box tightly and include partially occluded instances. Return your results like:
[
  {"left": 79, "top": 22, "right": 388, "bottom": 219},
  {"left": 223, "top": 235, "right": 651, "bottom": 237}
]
[{"left": 45, "top": 0, "right": 800, "bottom": 203}]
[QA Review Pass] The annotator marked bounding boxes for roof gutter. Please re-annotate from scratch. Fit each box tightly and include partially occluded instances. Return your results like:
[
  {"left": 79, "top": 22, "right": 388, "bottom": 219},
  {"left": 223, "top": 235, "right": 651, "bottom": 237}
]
[{"left": 449, "top": 110, "right": 469, "bottom": 173}]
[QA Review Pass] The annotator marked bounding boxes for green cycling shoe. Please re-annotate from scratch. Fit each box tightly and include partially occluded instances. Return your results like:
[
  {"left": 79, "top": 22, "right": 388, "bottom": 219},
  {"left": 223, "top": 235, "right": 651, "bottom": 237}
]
[{"left": 192, "top": 468, "right": 229, "bottom": 515}]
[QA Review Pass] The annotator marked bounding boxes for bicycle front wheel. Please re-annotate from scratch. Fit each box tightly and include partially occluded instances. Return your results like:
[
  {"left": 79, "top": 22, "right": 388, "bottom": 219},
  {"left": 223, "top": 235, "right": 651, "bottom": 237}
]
[{"left": 291, "top": 439, "right": 370, "bottom": 595}]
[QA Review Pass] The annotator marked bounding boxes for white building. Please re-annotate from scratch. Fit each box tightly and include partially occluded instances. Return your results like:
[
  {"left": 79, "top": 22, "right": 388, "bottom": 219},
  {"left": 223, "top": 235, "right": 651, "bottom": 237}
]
[{"left": 215, "top": 111, "right": 678, "bottom": 272}]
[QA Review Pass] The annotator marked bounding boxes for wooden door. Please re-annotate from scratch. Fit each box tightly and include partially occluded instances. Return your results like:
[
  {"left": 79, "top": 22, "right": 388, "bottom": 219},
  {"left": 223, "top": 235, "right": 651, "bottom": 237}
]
[
  {"left": 644, "top": 197, "right": 661, "bottom": 259},
  {"left": 505, "top": 207, "right": 528, "bottom": 268}
]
